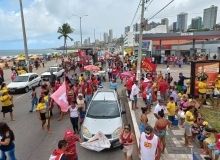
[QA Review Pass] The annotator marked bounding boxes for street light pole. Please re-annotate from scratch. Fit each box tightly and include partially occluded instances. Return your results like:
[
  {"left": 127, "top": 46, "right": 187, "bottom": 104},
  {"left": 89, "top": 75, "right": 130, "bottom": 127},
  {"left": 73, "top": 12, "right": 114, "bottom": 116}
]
[
  {"left": 72, "top": 14, "right": 88, "bottom": 48},
  {"left": 90, "top": 27, "right": 99, "bottom": 54},
  {"left": 19, "top": 0, "right": 29, "bottom": 69}
]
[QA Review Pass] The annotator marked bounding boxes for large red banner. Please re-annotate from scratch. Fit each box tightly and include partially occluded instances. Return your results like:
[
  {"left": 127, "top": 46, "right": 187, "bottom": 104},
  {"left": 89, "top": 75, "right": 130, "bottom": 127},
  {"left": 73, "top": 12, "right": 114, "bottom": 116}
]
[
  {"left": 194, "top": 62, "right": 219, "bottom": 95},
  {"left": 141, "top": 58, "right": 157, "bottom": 73}
]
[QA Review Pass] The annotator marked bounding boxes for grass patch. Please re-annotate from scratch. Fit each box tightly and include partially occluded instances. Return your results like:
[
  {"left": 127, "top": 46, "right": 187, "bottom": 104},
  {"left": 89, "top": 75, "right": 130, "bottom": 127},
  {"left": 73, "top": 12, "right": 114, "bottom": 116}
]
[{"left": 200, "top": 107, "right": 220, "bottom": 131}]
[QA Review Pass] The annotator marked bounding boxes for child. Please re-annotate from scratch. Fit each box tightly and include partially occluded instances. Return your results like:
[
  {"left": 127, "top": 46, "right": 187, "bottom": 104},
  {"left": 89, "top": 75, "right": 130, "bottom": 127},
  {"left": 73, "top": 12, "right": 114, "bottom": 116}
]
[
  {"left": 178, "top": 90, "right": 186, "bottom": 101},
  {"left": 197, "top": 122, "right": 209, "bottom": 148},
  {"left": 202, "top": 128, "right": 218, "bottom": 155},
  {"left": 173, "top": 81, "right": 177, "bottom": 89},
  {"left": 79, "top": 107, "right": 87, "bottom": 131},
  {"left": 198, "top": 77, "right": 208, "bottom": 107},
  {"left": 167, "top": 97, "right": 176, "bottom": 130}
]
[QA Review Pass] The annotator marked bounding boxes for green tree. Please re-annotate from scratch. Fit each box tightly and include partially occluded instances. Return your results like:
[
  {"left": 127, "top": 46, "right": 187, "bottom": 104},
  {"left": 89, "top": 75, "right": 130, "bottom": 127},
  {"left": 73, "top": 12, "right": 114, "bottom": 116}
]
[{"left": 57, "top": 23, "right": 74, "bottom": 54}]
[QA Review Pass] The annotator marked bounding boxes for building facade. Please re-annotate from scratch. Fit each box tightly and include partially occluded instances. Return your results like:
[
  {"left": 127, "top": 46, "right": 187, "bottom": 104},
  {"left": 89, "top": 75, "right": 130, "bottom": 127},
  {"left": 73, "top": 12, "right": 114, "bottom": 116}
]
[
  {"left": 84, "top": 39, "right": 88, "bottom": 46},
  {"left": 87, "top": 37, "right": 90, "bottom": 45},
  {"left": 109, "top": 29, "right": 113, "bottom": 42},
  {"left": 133, "top": 23, "right": 140, "bottom": 32},
  {"left": 103, "top": 32, "right": 108, "bottom": 43},
  {"left": 150, "top": 21, "right": 157, "bottom": 30},
  {"left": 143, "top": 18, "right": 148, "bottom": 31},
  {"left": 177, "top": 12, "right": 188, "bottom": 32},
  {"left": 203, "top": 5, "right": 218, "bottom": 29},
  {"left": 125, "top": 26, "right": 130, "bottom": 35},
  {"left": 191, "top": 17, "right": 202, "bottom": 30},
  {"left": 161, "top": 18, "right": 169, "bottom": 32},
  {"left": 173, "top": 22, "right": 177, "bottom": 32}
]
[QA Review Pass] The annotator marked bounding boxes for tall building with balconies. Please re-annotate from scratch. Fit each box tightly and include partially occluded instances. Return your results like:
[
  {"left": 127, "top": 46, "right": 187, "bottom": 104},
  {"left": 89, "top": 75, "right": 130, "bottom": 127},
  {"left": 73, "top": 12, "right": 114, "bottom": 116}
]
[
  {"left": 203, "top": 5, "right": 218, "bottom": 29},
  {"left": 177, "top": 12, "right": 188, "bottom": 32}
]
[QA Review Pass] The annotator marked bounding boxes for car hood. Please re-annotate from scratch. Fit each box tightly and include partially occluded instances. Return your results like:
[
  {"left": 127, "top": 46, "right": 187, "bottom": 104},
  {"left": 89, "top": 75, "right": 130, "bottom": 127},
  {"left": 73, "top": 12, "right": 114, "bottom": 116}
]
[
  {"left": 41, "top": 72, "right": 57, "bottom": 76},
  {"left": 7, "top": 82, "right": 28, "bottom": 88},
  {"left": 83, "top": 117, "right": 122, "bottom": 135}
]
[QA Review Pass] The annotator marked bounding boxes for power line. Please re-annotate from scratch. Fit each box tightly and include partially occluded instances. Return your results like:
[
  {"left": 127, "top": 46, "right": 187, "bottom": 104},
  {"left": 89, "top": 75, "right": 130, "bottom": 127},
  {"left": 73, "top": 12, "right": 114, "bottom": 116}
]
[{"left": 129, "top": 0, "right": 142, "bottom": 28}]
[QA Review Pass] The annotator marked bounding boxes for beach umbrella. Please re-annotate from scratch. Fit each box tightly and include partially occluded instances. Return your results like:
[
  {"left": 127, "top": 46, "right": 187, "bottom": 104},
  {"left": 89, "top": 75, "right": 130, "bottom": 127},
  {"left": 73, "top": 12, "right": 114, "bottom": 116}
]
[
  {"left": 6, "top": 56, "right": 11, "bottom": 58},
  {"left": 16, "top": 57, "right": 26, "bottom": 61},
  {"left": 120, "top": 72, "right": 132, "bottom": 79},
  {"left": 84, "top": 65, "right": 100, "bottom": 71},
  {"left": 11, "top": 58, "right": 17, "bottom": 60},
  {"left": 30, "top": 55, "right": 40, "bottom": 59},
  {"left": 54, "top": 53, "right": 59, "bottom": 57},
  {"left": 18, "top": 54, "right": 25, "bottom": 57}
]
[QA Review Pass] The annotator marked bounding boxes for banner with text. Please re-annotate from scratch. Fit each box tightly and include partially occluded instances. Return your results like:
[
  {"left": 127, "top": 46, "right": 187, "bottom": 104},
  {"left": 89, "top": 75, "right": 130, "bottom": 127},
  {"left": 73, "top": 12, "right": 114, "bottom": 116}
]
[{"left": 141, "top": 58, "right": 157, "bottom": 73}]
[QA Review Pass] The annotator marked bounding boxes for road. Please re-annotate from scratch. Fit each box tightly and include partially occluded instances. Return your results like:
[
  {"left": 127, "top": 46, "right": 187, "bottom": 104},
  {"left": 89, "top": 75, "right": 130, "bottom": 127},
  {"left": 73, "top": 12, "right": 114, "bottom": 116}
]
[{"left": 2, "top": 61, "right": 138, "bottom": 160}]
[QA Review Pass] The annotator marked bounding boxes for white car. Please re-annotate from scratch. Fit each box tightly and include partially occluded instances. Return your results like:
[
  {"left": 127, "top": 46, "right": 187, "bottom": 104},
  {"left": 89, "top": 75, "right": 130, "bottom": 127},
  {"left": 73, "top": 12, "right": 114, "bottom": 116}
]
[
  {"left": 80, "top": 89, "right": 126, "bottom": 148},
  {"left": 41, "top": 66, "right": 64, "bottom": 80},
  {"left": 7, "top": 73, "right": 42, "bottom": 93}
]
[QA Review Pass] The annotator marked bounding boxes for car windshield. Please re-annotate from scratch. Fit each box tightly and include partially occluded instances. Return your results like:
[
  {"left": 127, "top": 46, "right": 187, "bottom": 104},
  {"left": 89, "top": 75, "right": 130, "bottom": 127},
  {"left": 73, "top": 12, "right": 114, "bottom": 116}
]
[
  {"left": 87, "top": 101, "right": 120, "bottom": 118},
  {"left": 13, "top": 76, "right": 29, "bottom": 82},
  {"left": 46, "top": 68, "right": 57, "bottom": 72}
]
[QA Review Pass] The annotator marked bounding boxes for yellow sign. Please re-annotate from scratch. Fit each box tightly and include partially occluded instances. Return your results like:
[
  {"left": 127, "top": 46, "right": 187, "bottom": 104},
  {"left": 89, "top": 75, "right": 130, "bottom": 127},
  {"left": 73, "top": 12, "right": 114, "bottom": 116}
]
[{"left": 124, "top": 49, "right": 132, "bottom": 53}]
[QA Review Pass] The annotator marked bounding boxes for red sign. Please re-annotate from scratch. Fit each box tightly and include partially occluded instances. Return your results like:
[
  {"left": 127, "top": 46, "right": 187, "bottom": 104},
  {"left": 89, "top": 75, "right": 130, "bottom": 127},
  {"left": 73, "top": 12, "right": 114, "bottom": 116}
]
[
  {"left": 156, "top": 45, "right": 172, "bottom": 49},
  {"left": 141, "top": 58, "right": 157, "bottom": 73}
]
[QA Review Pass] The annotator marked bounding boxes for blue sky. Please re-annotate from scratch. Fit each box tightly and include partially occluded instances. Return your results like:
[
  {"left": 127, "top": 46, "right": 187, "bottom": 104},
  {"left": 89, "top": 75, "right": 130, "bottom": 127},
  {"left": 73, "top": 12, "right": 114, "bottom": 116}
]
[{"left": 0, "top": 0, "right": 219, "bottom": 50}]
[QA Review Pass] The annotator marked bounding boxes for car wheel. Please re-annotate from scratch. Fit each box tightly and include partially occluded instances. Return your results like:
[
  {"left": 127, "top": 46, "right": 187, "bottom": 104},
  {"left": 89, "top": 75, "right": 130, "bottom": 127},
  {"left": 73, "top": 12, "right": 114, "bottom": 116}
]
[
  {"left": 38, "top": 80, "right": 42, "bottom": 86},
  {"left": 25, "top": 86, "right": 29, "bottom": 93}
]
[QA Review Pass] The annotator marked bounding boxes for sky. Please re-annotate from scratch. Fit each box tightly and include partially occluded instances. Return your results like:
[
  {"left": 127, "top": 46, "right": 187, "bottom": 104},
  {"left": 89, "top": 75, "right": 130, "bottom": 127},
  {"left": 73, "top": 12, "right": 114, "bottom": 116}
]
[{"left": 0, "top": 0, "right": 219, "bottom": 50}]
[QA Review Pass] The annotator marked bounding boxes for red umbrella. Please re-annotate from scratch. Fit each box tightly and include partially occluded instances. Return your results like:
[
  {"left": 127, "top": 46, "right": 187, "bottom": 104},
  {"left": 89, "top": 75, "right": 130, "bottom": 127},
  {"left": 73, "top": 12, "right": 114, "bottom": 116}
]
[
  {"left": 64, "top": 61, "right": 70, "bottom": 63},
  {"left": 84, "top": 65, "right": 100, "bottom": 71}
]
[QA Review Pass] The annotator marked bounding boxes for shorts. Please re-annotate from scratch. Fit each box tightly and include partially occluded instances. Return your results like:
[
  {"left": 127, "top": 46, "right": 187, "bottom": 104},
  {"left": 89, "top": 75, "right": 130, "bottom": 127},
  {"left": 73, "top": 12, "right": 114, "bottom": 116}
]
[
  {"left": 198, "top": 92, "right": 206, "bottom": 96},
  {"left": 50, "top": 82, "right": 55, "bottom": 87},
  {"left": 160, "top": 93, "right": 167, "bottom": 99},
  {"left": 1, "top": 105, "right": 13, "bottom": 113},
  {"left": 132, "top": 96, "right": 137, "bottom": 103},
  {"left": 40, "top": 113, "right": 46, "bottom": 120},
  {"left": 143, "top": 98, "right": 146, "bottom": 102},
  {"left": 108, "top": 73, "right": 112, "bottom": 78},
  {"left": 80, "top": 118, "right": 84, "bottom": 125},
  {"left": 122, "top": 144, "right": 134, "bottom": 156},
  {"left": 184, "top": 122, "right": 192, "bottom": 136},
  {"left": 168, "top": 116, "right": 174, "bottom": 122},
  {"left": 127, "top": 90, "right": 131, "bottom": 97},
  {"left": 146, "top": 99, "right": 152, "bottom": 106},
  {"left": 155, "top": 91, "right": 157, "bottom": 95},
  {"left": 208, "top": 143, "right": 220, "bottom": 155},
  {"left": 210, "top": 92, "right": 220, "bottom": 99}
]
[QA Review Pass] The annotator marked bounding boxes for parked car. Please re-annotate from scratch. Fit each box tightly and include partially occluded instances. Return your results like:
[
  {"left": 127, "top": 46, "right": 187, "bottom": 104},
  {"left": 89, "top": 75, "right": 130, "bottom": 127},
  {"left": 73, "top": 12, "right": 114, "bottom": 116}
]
[
  {"left": 41, "top": 66, "right": 64, "bottom": 80},
  {"left": 7, "top": 73, "right": 42, "bottom": 93},
  {"left": 80, "top": 89, "right": 126, "bottom": 148}
]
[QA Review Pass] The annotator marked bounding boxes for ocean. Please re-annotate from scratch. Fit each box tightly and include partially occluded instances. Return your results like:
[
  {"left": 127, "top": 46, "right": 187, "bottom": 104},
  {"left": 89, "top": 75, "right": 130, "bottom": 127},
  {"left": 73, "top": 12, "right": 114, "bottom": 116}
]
[{"left": 0, "top": 49, "right": 70, "bottom": 57}]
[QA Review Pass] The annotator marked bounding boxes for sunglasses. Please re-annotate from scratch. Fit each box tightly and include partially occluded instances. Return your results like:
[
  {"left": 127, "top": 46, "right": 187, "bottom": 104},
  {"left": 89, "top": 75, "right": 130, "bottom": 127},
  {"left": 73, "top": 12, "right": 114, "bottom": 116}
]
[{"left": 124, "top": 127, "right": 130, "bottom": 130}]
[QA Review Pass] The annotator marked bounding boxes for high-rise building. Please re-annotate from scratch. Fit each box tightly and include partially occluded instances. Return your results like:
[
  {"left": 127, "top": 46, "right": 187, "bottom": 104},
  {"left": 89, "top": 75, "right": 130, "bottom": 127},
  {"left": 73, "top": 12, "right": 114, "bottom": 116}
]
[
  {"left": 191, "top": 17, "right": 202, "bottom": 30},
  {"left": 203, "top": 5, "right": 218, "bottom": 29},
  {"left": 125, "top": 26, "right": 130, "bottom": 34},
  {"left": 133, "top": 23, "right": 140, "bottom": 32},
  {"left": 103, "top": 32, "right": 108, "bottom": 43},
  {"left": 84, "top": 39, "right": 88, "bottom": 46},
  {"left": 87, "top": 37, "right": 90, "bottom": 45},
  {"left": 149, "top": 21, "right": 157, "bottom": 30},
  {"left": 177, "top": 12, "right": 188, "bottom": 32},
  {"left": 95, "top": 39, "right": 99, "bottom": 45},
  {"left": 143, "top": 18, "right": 148, "bottom": 31},
  {"left": 108, "top": 36, "right": 110, "bottom": 43},
  {"left": 74, "top": 41, "right": 80, "bottom": 47},
  {"left": 161, "top": 18, "right": 169, "bottom": 32},
  {"left": 145, "top": 24, "right": 150, "bottom": 31},
  {"left": 173, "top": 22, "right": 177, "bottom": 32},
  {"left": 169, "top": 24, "right": 173, "bottom": 32},
  {"left": 109, "top": 29, "right": 113, "bottom": 42}
]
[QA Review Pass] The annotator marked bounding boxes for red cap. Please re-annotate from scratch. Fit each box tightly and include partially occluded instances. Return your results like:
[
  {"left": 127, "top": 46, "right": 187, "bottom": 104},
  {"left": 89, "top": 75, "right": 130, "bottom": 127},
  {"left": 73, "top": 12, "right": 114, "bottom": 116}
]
[
  {"left": 65, "top": 129, "right": 74, "bottom": 137},
  {"left": 44, "top": 82, "right": 47, "bottom": 85},
  {"left": 160, "top": 79, "right": 164, "bottom": 82}
]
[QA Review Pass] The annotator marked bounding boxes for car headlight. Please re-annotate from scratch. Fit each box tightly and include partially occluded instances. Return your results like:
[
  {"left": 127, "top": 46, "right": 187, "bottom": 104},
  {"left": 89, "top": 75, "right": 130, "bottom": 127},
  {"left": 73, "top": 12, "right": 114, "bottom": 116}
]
[
  {"left": 112, "top": 126, "right": 121, "bottom": 139},
  {"left": 83, "top": 126, "right": 92, "bottom": 138}
]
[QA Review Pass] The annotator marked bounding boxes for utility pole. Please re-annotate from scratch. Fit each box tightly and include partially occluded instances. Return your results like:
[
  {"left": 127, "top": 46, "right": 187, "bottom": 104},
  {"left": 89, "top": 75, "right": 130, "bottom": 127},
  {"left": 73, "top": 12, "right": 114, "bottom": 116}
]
[
  {"left": 137, "top": 0, "right": 145, "bottom": 80},
  {"left": 73, "top": 14, "right": 88, "bottom": 48},
  {"left": 19, "top": 0, "right": 29, "bottom": 70},
  {"left": 90, "top": 27, "right": 98, "bottom": 54}
]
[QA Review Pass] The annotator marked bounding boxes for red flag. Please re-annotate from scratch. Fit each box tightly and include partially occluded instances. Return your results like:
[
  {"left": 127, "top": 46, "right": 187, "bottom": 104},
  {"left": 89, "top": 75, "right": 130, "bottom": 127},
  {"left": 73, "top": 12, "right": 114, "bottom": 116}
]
[
  {"left": 141, "top": 58, "right": 157, "bottom": 73},
  {"left": 50, "top": 76, "right": 69, "bottom": 112}
]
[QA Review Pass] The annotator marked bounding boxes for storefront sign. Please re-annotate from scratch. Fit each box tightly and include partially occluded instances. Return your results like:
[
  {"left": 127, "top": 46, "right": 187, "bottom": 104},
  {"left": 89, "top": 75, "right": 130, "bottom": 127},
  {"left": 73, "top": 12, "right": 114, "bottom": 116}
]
[
  {"left": 142, "top": 42, "right": 150, "bottom": 51},
  {"left": 180, "top": 33, "right": 193, "bottom": 36},
  {"left": 156, "top": 45, "right": 172, "bottom": 49}
]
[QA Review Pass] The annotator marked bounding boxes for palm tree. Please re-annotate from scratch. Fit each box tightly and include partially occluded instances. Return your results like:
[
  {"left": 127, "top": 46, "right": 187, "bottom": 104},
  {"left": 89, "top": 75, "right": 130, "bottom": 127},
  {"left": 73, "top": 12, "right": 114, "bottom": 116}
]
[{"left": 57, "top": 23, "right": 74, "bottom": 54}]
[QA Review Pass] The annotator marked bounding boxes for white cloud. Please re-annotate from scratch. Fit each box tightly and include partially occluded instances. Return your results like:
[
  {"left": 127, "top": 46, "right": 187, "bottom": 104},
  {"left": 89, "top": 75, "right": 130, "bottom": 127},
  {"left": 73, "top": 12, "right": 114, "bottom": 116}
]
[
  {"left": 41, "top": 40, "right": 55, "bottom": 44},
  {"left": 27, "top": 39, "right": 37, "bottom": 44}
]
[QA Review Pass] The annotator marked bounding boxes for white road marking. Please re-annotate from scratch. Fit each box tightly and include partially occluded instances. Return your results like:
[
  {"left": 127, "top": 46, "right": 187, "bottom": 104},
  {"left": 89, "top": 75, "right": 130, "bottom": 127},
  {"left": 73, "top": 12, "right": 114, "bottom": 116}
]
[{"left": 16, "top": 94, "right": 26, "bottom": 99}]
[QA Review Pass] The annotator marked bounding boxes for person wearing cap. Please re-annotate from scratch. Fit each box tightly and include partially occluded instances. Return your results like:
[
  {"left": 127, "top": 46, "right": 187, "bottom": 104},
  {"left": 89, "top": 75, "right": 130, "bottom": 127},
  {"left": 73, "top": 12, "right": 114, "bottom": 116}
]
[
  {"left": 63, "top": 129, "right": 82, "bottom": 160},
  {"left": 130, "top": 80, "right": 140, "bottom": 110},
  {"left": 0, "top": 67, "right": 4, "bottom": 82},
  {"left": 49, "top": 140, "right": 69, "bottom": 160},
  {"left": 109, "top": 79, "right": 118, "bottom": 91},
  {"left": 1, "top": 89, "right": 15, "bottom": 121},
  {"left": 158, "top": 79, "right": 169, "bottom": 105},
  {"left": 177, "top": 72, "right": 190, "bottom": 93},
  {"left": 154, "top": 99, "right": 165, "bottom": 123},
  {"left": 209, "top": 74, "right": 220, "bottom": 108}
]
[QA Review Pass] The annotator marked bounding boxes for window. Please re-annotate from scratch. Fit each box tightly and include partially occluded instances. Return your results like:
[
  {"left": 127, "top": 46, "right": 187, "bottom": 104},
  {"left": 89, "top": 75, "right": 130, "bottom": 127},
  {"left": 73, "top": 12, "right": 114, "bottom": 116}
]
[
  {"left": 34, "top": 74, "right": 38, "bottom": 78},
  {"left": 29, "top": 75, "right": 35, "bottom": 81},
  {"left": 13, "top": 76, "right": 29, "bottom": 82}
]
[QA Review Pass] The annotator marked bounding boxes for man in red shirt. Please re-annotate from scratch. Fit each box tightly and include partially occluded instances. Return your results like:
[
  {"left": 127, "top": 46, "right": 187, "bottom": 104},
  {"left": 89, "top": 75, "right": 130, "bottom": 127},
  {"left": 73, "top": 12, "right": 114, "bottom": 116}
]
[
  {"left": 50, "top": 140, "right": 69, "bottom": 160},
  {"left": 0, "top": 67, "right": 4, "bottom": 82},
  {"left": 141, "top": 78, "right": 150, "bottom": 102},
  {"left": 112, "top": 67, "right": 118, "bottom": 82},
  {"left": 63, "top": 129, "right": 82, "bottom": 160},
  {"left": 84, "top": 82, "right": 93, "bottom": 106},
  {"left": 158, "top": 79, "right": 169, "bottom": 105},
  {"left": 125, "top": 76, "right": 133, "bottom": 99}
]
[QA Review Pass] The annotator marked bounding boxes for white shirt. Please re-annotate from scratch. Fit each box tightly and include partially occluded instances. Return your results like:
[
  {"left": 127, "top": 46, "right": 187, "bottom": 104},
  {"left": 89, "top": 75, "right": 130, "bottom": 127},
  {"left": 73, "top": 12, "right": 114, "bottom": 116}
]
[
  {"left": 107, "top": 68, "right": 112, "bottom": 73},
  {"left": 152, "top": 57, "right": 155, "bottom": 62},
  {"left": 68, "top": 105, "right": 79, "bottom": 118},
  {"left": 154, "top": 104, "right": 164, "bottom": 122},
  {"left": 130, "top": 84, "right": 140, "bottom": 100},
  {"left": 166, "top": 67, "right": 170, "bottom": 73},
  {"left": 124, "top": 63, "right": 127, "bottom": 67}
]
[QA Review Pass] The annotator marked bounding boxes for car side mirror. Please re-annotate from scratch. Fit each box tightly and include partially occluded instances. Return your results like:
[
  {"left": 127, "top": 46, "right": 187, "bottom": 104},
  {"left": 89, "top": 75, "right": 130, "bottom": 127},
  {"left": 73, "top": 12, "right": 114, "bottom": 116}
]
[{"left": 121, "top": 111, "right": 126, "bottom": 114}]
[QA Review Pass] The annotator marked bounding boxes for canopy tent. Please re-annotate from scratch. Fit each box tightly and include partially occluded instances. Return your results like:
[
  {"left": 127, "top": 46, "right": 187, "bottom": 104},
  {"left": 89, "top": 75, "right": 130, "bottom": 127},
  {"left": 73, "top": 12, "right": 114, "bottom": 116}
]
[
  {"left": 11, "top": 58, "right": 17, "bottom": 60},
  {"left": 16, "top": 57, "right": 26, "bottom": 61},
  {"left": 71, "top": 50, "right": 78, "bottom": 52},
  {"left": 18, "top": 54, "right": 25, "bottom": 57},
  {"left": 54, "top": 53, "right": 60, "bottom": 56}
]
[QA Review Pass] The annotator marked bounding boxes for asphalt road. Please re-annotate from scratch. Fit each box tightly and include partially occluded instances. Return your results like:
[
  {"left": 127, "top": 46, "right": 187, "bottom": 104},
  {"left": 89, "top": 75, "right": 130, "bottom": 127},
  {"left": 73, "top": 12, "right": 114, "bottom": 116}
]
[{"left": 2, "top": 63, "right": 138, "bottom": 160}]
